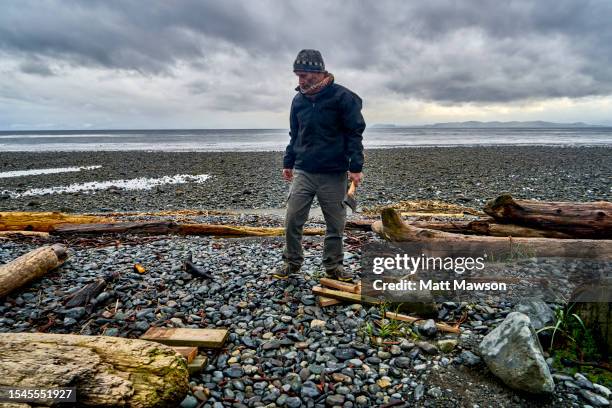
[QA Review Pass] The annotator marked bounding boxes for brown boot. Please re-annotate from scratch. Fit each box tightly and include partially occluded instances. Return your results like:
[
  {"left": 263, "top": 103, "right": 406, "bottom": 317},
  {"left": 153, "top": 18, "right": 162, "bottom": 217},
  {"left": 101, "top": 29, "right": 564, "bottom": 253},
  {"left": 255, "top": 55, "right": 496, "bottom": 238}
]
[
  {"left": 325, "top": 266, "right": 353, "bottom": 282},
  {"left": 272, "top": 264, "right": 301, "bottom": 279}
]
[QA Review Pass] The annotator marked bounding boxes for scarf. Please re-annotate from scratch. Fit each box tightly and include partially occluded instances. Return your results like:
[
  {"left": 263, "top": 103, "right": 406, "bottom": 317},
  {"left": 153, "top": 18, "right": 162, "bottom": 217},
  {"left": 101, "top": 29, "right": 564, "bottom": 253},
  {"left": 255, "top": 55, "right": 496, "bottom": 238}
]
[{"left": 300, "top": 72, "right": 334, "bottom": 95}]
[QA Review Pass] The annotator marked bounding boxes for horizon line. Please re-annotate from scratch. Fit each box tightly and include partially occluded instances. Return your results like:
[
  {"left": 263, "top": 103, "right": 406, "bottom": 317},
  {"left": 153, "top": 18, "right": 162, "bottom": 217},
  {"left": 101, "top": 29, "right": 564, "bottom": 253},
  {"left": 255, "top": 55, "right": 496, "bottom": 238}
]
[{"left": 2, "top": 122, "right": 612, "bottom": 132}]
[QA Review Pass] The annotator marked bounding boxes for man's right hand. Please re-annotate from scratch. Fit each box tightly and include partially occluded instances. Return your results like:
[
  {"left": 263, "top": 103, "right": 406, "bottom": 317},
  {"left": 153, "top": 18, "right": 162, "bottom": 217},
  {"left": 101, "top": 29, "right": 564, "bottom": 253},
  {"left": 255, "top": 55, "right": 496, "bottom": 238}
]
[{"left": 282, "top": 168, "right": 294, "bottom": 182}]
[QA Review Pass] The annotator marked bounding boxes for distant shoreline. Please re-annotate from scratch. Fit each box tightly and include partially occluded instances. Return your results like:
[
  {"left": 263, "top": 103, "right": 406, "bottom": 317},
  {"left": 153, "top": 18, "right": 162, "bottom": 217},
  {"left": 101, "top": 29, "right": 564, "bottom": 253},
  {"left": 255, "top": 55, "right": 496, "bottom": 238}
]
[
  {"left": 1, "top": 127, "right": 611, "bottom": 152},
  {"left": 2, "top": 143, "right": 612, "bottom": 153},
  {"left": 3, "top": 122, "right": 612, "bottom": 133}
]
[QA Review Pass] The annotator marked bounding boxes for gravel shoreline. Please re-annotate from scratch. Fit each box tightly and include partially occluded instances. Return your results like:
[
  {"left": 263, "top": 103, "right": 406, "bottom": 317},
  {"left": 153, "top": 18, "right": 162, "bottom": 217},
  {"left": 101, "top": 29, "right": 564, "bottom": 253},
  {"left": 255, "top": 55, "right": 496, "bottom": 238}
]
[
  {"left": 1, "top": 146, "right": 611, "bottom": 407},
  {"left": 2, "top": 231, "right": 609, "bottom": 407},
  {"left": 1, "top": 146, "right": 610, "bottom": 213}
]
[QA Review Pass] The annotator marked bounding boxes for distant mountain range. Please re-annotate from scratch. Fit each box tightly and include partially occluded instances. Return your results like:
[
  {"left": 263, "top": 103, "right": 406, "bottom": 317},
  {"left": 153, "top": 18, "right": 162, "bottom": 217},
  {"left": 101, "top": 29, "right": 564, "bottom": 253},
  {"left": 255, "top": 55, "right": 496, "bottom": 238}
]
[{"left": 371, "top": 121, "right": 605, "bottom": 128}]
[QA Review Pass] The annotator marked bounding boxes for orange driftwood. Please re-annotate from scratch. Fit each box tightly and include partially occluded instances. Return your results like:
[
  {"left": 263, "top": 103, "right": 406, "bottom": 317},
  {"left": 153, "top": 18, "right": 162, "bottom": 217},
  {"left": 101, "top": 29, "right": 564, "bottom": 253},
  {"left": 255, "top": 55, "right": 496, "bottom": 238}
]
[{"left": 0, "top": 212, "right": 109, "bottom": 232}]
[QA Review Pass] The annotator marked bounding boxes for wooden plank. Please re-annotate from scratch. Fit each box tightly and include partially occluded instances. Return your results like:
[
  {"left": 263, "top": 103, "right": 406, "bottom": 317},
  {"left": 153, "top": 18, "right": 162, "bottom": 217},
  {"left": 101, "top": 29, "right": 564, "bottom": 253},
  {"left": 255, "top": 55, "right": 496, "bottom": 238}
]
[
  {"left": 318, "top": 296, "right": 342, "bottom": 307},
  {"left": 188, "top": 355, "right": 208, "bottom": 375},
  {"left": 385, "top": 311, "right": 461, "bottom": 334},
  {"left": 141, "top": 328, "right": 228, "bottom": 348},
  {"left": 319, "top": 278, "right": 360, "bottom": 293},
  {"left": 312, "top": 286, "right": 381, "bottom": 305},
  {"left": 171, "top": 346, "right": 198, "bottom": 363}
]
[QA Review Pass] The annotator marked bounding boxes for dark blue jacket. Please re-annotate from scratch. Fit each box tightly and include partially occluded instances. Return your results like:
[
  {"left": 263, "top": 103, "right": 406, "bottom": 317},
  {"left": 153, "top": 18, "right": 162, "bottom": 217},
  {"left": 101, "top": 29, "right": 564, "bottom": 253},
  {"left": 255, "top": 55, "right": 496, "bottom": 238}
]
[{"left": 283, "top": 80, "right": 365, "bottom": 173}]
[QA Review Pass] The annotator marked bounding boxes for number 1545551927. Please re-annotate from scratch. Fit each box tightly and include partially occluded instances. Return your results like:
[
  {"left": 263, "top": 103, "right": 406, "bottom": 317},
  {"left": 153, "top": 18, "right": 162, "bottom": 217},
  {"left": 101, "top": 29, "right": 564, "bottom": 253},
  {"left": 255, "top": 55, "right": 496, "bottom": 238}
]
[{"left": 0, "top": 387, "right": 76, "bottom": 403}]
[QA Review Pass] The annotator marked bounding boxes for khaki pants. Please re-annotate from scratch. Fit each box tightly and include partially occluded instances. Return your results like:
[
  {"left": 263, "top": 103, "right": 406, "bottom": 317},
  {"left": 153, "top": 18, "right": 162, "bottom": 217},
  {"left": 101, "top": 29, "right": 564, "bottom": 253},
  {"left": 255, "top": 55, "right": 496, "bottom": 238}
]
[{"left": 282, "top": 169, "right": 347, "bottom": 271}]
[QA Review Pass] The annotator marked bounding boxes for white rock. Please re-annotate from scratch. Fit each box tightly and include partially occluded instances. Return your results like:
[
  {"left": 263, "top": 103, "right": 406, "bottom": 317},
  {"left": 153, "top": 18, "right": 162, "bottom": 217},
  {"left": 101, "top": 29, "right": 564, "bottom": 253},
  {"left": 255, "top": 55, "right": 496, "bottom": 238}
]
[
  {"left": 594, "top": 383, "right": 612, "bottom": 398},
  {"left": 479, "top": 312, "right": 554, "bottom": 393},
  {"left": 580, "top": 389, "right": 610, "bottom": 407},
  {"left": 310, "top": 319, "right": 326, "bottom": 329}
]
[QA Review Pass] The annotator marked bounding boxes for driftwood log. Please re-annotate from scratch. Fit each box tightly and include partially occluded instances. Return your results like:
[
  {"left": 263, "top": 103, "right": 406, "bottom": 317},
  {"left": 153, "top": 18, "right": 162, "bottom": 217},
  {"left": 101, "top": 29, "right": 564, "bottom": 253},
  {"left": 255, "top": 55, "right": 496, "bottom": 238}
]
[
  {"left": 0, "top": 230, "right": 51, "bottom": 239},
  {"left": 176, "top": 223, "right": 323, "bottom": 237},
  {"left": 345, "top": 220, "right": 374, "bottom": 231},
  {"left": 0, "top": 333, "right": 188, "bottom": 407},
  {"left": 50, "top": 221, "right": 177, "bottom": 235},
  {"left": 64, "top": 273, "right": 118, "bottom": 308},
  {"left": 0, "top": 211, "right": 109, "bottom": 232},
  {"left": 348, "top": 218, "right": 573, "bottom": 238},
  {"left": 412, "top": 219, "right": 574, "bottom": 238},
  {"left": 49, "top": 222, "right": 324, "bottom": 237},
  {"left": 0, "top": 244, "right": 68, "bottom": 298},
  {"left": 183, "top": 253, "right": 214, "bottom": 279},
  {"left": 466, "top": 219, "right": 573, "bottom": 238},
  {"left": 372, "top": 208, "right": 612, "bottom": 259},
  {"left": 385, "top": 311, "right": 461, "bottom": 334},
  {"left": 484, "top": 194, "right": 612, "bottom": 239}
]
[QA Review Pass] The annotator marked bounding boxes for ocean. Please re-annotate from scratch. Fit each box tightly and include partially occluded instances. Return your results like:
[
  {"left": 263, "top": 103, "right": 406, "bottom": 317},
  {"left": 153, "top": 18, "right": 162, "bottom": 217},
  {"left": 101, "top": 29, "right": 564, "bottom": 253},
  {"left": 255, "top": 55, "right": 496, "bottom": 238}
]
[{"left": 1, "top": 127, "right": 611, "bottom": 152}]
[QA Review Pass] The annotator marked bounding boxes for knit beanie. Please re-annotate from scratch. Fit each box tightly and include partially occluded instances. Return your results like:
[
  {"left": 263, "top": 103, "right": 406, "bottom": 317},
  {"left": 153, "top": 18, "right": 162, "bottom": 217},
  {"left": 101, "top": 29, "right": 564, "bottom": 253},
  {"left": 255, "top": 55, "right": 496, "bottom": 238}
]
[{"left": 293, "top": 49, "right": 326, "bottom": 73}]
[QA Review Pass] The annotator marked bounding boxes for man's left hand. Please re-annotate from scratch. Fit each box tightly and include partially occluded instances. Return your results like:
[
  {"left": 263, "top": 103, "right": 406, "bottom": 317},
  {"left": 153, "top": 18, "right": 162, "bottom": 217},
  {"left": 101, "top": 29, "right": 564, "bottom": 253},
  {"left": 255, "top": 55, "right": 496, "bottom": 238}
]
[{"left": 348, "top": 172, "right": 363, "bottom": 186}]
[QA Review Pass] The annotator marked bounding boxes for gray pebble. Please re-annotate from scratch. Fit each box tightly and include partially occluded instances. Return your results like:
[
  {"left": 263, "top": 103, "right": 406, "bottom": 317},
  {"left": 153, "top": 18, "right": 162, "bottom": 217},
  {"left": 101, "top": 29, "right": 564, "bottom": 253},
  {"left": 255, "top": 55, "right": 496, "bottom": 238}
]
[{"left": 179, "top": 395, "right": 198, "bottom": 408}]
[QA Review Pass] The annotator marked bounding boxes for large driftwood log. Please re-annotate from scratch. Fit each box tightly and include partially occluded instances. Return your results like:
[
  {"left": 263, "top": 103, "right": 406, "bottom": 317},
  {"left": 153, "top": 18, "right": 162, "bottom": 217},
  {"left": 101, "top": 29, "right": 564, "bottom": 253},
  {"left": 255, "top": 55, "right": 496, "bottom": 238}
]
[
  {"left": 347, "top": 218, "right": 573, "bottom": 238},
  {"left": 410, "top": 219, "right": 573, "bottom": 238},
  {"left": 0, "top": 244, "right": 68, "bottom": 298},
  {"left": 467, "top": 220, "right": 573, "bottom": 239},
  {"left": 176, "top": 223, "right": 323, "bottom": 237},
  {"left": 0, "top": 333, "right": 189, "bottom": 407},
  {"left": 484, "top": 194, "right": 612, "bottom": 239},
  {"left": 372, "top": 208, "right": 612, "bottom": 259},
  {"left": 0, "top": 211, "right": 109, "bottom": 232},
  {"left": 50, "top": 222, "right": 324, "bottom": 237},
  {"left": 50, "top": 221, "right": 178, "bottom": 235}
]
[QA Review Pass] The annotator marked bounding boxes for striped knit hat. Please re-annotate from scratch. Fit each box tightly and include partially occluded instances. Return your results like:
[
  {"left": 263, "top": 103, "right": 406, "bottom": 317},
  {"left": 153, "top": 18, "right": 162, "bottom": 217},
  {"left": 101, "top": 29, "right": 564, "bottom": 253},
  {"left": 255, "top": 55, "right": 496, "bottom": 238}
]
[{"left": 293, "top": 49, "right": 326, "bottom": 73}]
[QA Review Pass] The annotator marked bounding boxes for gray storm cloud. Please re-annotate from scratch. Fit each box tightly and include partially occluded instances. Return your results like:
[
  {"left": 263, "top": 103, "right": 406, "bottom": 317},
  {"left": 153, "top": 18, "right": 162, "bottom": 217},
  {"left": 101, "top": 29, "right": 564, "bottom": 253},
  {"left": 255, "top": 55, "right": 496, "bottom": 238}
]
[{"left": 0, "top": 0, "right": 611, "bottom": 114}]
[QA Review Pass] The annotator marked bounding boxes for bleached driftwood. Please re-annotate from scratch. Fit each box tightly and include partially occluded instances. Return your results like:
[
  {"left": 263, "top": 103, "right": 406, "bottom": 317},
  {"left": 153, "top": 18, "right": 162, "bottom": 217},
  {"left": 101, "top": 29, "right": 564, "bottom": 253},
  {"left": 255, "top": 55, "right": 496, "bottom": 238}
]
[
  {"left": 0, "top": 244, "right": 68, "bottom": 298},
  {"left": 0, "top": 333, "right": 189, "bottom": 407}
]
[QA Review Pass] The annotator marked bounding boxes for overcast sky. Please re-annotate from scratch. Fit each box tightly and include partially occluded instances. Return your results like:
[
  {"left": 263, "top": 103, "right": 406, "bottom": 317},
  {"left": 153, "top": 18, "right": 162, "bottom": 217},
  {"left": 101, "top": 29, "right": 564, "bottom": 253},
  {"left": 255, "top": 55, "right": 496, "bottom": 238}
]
[{"left": 1, "top": 0, "right": 611, "bottom": 130}]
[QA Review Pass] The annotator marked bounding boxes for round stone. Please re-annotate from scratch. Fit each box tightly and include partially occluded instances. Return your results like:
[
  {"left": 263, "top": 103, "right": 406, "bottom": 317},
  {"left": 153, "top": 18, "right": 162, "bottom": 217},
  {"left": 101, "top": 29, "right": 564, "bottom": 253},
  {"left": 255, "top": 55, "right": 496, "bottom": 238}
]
[
  {"left": 179, "top": 395, "right": 198, "bottom": 408},
  {"left": 326, "top": 394, "right": 345, "bottom": 406},
  {"left": 394, "top": 357, "right": 412, "bottom": 369},
  {"left": 286, "top": 396, "right": 302, "bottom": 408}
]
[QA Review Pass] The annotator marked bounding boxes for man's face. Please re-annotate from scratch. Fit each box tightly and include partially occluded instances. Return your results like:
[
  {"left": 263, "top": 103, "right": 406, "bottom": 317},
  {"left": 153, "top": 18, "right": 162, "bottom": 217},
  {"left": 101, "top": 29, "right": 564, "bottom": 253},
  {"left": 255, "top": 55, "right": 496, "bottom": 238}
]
[{"left": 295, "top": 71, "right": 325, "bottom": 89}]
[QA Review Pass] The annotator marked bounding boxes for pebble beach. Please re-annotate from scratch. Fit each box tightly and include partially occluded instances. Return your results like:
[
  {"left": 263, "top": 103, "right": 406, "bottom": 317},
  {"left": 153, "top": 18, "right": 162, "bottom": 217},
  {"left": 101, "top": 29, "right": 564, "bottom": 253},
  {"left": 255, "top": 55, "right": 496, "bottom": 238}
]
[
  {"left": 1, "top": 145, "right": 611, "bottom": 407},
  {"left": 1, "top": 146, "right": 610, "bottom": 212}
]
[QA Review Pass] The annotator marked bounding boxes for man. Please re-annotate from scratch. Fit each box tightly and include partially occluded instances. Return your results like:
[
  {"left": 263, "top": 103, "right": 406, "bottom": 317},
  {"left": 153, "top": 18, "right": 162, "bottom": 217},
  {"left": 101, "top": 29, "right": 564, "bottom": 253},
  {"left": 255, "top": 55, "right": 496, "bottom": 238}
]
[{"left": 274, "top": 49, "right": 366, "bottom": 282}]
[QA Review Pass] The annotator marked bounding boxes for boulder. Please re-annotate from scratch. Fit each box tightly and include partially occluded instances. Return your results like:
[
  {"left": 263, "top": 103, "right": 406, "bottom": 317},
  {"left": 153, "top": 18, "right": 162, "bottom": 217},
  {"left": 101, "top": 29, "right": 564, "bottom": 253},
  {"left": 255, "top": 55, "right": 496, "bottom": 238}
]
[
  {"left": 513, "top": 298, "right": 555, "bottom": 331},
  {"left": 479, "top": 312, "right": 554, "bottom": 393}
]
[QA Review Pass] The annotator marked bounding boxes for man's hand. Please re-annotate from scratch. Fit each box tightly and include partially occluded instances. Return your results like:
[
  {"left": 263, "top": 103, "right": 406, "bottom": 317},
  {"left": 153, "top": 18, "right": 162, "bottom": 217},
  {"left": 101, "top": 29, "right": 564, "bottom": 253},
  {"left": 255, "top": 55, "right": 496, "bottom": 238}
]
[
  {"left": 348, "top": 172, "right": 363, "bottom": 186},
  {"left": 283, "top": 168, "right": 294, "bottom": 182}
]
